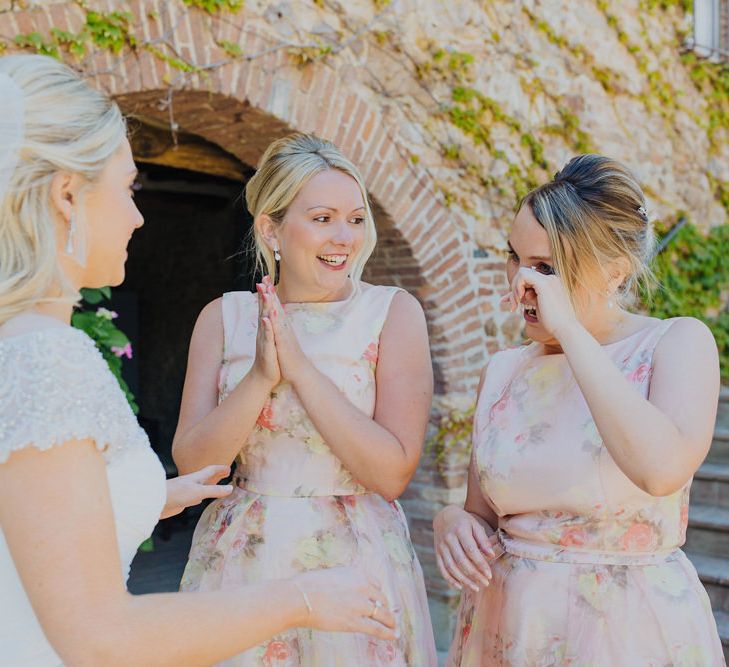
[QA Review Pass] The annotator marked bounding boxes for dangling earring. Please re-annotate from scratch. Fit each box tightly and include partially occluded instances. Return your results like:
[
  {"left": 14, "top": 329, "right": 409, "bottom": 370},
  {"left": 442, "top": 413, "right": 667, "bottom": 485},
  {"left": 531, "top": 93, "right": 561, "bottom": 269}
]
[
  {"left": 65, "top": 210, "right": 76, "bottom": 255},
  {"left": 605, "top": 289, "right": 615, "bottom": 309},
  {"left": 274, "top": 245, "right": 281, "bottom": 262}
]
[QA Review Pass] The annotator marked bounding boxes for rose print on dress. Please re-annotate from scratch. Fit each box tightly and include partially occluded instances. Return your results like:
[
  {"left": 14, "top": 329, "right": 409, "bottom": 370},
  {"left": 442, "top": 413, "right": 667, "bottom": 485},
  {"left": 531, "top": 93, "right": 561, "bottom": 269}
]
[
  {"left": 620, "top": 523, "right": 657, "bottom": 551},
  {"left": 256, "top": 399, "right": 278, "bottom": 431},
  {"left": 183, "top": 287, "right": 439, "bottom": 665},
  {"left": 447, "top": 322, "right": 724, "bottom": 666}
]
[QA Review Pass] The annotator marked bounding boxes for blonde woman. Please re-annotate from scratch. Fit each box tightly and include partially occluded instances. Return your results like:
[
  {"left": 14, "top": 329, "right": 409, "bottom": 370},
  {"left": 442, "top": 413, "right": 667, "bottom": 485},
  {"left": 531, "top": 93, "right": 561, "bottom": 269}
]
[
  {"left": 173, "top": 133, "right": 437, "bottom": 665},
  {"left": 434, "top": 155, "right": 724, "bottom": 665},
  {"left": 0, "top": 55, "right": 397, "bottom": 667}
]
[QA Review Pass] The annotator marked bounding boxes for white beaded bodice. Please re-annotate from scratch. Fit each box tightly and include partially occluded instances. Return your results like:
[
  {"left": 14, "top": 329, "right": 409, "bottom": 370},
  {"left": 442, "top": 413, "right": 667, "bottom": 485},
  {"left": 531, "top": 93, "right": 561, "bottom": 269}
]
[
  {"left": 0, "top": 326, "right": 150, "bottom": 463},
  {"left": 0, "top": 326, "right": 166, "bottom": 666}
]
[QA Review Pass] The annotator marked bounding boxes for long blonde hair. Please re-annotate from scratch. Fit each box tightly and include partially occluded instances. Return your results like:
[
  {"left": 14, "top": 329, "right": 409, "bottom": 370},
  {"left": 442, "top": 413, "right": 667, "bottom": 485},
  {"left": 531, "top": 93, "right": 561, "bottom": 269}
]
[
  {"left": 0, "top": 54, "right": 126, "bottom": 324},
  {"left": 520, "top": 154, "right": 655, "bottom": 304},
  {"left": 245, "top": 133, "right": 377, "bottom": 283}
]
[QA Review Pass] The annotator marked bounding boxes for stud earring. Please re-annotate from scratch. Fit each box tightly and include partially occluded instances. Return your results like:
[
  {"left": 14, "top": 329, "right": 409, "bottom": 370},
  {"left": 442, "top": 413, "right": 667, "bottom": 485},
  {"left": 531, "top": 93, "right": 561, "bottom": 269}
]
[
  {"left": 274, "top": 245, "right": 281, "bottom": 262},
  {"left": 65, "top": 210, "right": 76, "bottom": 255}
]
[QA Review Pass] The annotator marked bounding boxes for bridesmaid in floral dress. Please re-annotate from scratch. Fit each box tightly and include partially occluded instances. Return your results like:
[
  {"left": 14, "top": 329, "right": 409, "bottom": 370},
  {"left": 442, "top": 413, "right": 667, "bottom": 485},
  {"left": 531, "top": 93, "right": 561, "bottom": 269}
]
[
  {"left": 173, "top": 133, "right": 437, "bottom": 666},
  {"left": 435, "top": 155, "right": 725, "bottom": 665}
]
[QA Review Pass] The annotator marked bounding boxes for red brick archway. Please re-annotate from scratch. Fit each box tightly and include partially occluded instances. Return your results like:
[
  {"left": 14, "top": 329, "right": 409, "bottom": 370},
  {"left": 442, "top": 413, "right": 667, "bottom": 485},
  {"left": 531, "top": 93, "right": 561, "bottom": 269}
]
[
  {"left": 0, "top": 2, "right": 488, "bottom": 395},
  {"left": 112, "top": 83, "right": 485, "bottom": 395}
]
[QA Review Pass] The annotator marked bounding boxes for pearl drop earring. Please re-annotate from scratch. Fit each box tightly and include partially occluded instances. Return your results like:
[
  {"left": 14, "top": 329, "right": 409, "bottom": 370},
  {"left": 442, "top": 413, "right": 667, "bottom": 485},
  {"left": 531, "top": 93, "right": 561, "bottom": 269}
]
[{"left": 274, "top": 245, "right": 281, "bottom": 262}]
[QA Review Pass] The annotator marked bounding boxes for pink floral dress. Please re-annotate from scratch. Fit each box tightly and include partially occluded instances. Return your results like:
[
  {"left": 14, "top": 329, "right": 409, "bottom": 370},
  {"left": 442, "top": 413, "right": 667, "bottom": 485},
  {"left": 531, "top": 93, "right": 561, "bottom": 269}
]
[
  {"left": 181, "top": 283, "right": 436, "bottom": 666},
  {"left": 448, "top": 318, "right": 725, "bottom": 666}
]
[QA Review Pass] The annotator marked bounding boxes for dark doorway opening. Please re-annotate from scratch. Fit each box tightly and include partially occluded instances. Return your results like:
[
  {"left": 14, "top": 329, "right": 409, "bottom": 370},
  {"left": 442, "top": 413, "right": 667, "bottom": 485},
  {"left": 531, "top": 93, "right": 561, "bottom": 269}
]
[{"left": 113, "top": 163, "right": 255, "bottom": 474}]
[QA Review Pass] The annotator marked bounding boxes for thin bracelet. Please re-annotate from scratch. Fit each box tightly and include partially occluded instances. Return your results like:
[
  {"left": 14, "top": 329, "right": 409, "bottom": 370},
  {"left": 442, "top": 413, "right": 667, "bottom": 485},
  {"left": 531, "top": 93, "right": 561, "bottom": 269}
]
[{"left": 294, "top": 582, "right": 313, "bottom": 615}]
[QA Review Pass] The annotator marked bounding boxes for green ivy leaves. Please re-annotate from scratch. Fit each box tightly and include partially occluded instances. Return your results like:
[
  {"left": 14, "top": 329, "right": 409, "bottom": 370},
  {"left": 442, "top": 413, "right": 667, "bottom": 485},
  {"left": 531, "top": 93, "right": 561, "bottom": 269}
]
[
  {"left": 647, "top": 220, "right": 729, "bottom": 378},
  {"left": 72, "top": 288, "right": 139, "bottom": 414}
]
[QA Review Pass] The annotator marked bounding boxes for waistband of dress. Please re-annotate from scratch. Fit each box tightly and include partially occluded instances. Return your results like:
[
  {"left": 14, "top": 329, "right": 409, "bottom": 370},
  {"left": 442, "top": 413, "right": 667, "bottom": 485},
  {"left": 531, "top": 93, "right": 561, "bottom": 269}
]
[
  {"left": 235, "top": 476, "right": 369, "bottom": 498},
  {"left": 496, "top": 530, "right": 681, "bottom": 566}
]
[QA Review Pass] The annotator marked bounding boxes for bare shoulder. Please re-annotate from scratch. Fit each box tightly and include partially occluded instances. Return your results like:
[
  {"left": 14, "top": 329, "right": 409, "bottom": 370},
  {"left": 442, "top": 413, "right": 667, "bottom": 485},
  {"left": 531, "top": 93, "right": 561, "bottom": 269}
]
[
  {"left": 390, "top": 288, "right": 423, "bottom": 311},
  {"left": 188, "top": 297, "right": 225, "bottom": 362},
  {"left": 380, "top": 290, "right": 426, "bottom": 336},
  {"left": 193, "top": 297, "right": 224, "bottom": 337},
  {"left": 655, "top": 316, "right": 717, "bottom": 357}
]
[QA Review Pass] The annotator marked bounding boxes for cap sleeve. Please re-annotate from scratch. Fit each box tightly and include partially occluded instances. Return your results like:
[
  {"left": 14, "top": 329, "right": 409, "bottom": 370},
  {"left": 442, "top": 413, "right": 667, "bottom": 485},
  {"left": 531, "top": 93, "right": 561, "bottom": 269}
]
[{"left": 0, "top": 327, "right": 150, "bottom": 464}]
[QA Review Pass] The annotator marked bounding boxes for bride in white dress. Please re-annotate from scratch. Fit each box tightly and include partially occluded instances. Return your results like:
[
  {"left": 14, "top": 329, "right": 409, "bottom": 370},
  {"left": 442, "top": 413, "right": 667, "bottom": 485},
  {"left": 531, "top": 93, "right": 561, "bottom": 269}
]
[{"left": 0, "top": 54, "right": 396, "bottom": 667}]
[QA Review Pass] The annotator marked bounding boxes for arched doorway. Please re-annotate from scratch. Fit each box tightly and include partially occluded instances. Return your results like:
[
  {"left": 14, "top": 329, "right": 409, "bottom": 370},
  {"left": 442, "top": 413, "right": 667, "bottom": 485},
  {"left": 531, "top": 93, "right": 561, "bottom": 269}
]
[{"left": 116, "top": 121, "right": 254, "bottom": 473}]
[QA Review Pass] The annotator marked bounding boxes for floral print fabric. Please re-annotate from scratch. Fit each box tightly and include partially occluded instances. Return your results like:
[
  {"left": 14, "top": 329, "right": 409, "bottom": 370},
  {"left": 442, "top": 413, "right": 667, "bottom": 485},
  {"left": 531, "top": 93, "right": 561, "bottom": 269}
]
[
  {"left": 448, "top": 318, "right": 725, "bottom": 666},
  {"left": 181, "top": 283, "right": 437, "bottom": 666}
]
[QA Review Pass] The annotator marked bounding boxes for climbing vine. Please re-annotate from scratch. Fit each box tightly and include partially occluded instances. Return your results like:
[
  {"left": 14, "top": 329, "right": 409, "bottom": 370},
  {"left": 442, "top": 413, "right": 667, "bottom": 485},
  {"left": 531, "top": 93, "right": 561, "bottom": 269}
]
[
  {"left": 71, "top": 287, "right": 138, "bottom": 414},
  {"left": 3, "top": 0, "right": 727, "bottom": 406},
  {"left": 646, "top": 219, "right": 729, "bottom": 378}
]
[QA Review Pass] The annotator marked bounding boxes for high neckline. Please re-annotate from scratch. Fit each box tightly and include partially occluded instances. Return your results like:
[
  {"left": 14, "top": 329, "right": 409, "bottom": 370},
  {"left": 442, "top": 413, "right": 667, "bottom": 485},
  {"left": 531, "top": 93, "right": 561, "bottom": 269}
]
[
  {"left": 280, "top": 281, "right": 360, "bottom": 308},
  {"left": 525, "top": 317, "right": 669, "bottom": 359}
]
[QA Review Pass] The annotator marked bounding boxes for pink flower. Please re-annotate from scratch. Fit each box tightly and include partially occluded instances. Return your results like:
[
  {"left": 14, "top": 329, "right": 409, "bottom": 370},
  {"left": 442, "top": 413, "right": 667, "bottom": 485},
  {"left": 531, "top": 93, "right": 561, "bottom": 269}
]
[
  {"left": 489, "top": 393, "right": 511, "bottom": 427},
  {"left": 262, "top": 640, "right": 290, "bottom": 665},
  {"left": 256, "top": 401, "right": 277, "bottom": 430},
  {"left": 627, "top": 362, "right": 651, "bottom": 384},
  {"left": 96, "top": 307, "right": 118, "bottom": 320},
  {"left": 111, "top": 342, "right": 132, "bottom": 359},
  {"left": 362, "top": 341, "right": 379, "bottom": 365},
  {"left": 680, "top": 504, "right": 689, "bottom": 530},
  {"left": 620, "top": 523, "right": 656, "bottom": 551},
  {"left": 559, "top": 526, "right": 587, "bottom": 547}
]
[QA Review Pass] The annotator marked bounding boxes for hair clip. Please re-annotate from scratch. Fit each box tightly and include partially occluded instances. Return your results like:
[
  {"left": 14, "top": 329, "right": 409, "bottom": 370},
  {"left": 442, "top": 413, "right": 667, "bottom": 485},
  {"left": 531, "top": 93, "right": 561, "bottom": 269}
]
[{"left": 637, "top": 205, "right": 648, "bottom": 220}]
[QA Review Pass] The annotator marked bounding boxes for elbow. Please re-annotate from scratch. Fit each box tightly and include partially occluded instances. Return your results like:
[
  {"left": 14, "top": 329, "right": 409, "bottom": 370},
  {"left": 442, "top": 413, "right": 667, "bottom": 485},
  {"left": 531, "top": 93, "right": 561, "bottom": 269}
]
[
  {"left": 370, "top": 478, "right": 407, "bottom": 503},
  {"left": 171, "top": 438, "right": 194, "bottom": 475},
  {"left": 641, "top": 477, "right": 686, "bottom": 497},
  {"left": 640, "top": 468, "right": 692, "bottom": 497},
  {"left": 373, "top": 469, "right": 416, "bottom": 503},
  {"left": 53, "top": 619, "right": 126, "bottom": 667},
  {"left": 378, "top": 488, "right": 404, "bottom": 503}
]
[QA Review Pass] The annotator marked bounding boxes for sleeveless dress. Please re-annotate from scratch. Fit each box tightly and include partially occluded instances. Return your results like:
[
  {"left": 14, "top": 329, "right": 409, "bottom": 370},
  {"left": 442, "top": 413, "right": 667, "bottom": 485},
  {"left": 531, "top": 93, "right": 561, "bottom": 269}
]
[
  {"left": 0, "top": 327, "right": 166, "bottom": 666},
  {"left": 180, "top": 283, "right": 437, "bottom": 666},
  {"left": 448, "top": 318, "right": 725, "bottom": 666}
]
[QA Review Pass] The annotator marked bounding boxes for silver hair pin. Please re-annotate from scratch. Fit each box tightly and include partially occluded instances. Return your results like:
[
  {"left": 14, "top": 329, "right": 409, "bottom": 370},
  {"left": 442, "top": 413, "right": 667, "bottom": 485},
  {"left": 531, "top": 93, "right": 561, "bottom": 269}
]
[{"left": 637, "top": 205, "right": 648, "bottom": 220}]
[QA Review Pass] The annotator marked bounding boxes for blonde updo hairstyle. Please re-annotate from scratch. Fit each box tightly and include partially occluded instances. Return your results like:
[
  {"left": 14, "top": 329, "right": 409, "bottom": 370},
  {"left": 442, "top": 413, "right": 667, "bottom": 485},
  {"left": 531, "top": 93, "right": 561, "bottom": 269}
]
[
  {"left": 519, "top": 154, "right": 655, "bottom": 306},
  {"left": 0, "top": 54, "right": 126, "bottom": 325},
  {"left": 246, "top": 133, "right": 377, "bottom": 283}
]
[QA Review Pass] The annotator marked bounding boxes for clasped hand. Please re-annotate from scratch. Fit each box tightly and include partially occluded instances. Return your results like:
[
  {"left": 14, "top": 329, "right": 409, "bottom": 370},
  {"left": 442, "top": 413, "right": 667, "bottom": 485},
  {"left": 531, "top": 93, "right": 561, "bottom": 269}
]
[
  {"left": 252, "top": 275, "right": 309, "bottom": 389},
  {"left": 500, "top": 266, "right": 580, "bottom": 340}
]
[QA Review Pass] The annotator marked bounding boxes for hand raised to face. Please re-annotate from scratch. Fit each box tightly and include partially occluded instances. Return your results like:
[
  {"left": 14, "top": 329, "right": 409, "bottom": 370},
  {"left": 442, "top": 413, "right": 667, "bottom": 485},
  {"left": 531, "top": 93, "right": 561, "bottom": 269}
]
[{"left": 501, "top": 266, "right": 580, "bottom": 342}]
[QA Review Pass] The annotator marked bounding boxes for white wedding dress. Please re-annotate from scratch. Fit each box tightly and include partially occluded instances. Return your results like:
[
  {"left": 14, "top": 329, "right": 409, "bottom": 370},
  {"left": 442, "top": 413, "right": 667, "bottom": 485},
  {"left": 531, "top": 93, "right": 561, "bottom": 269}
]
[{"left": 0, "top": 326, "right": 166, "bottom": 666}]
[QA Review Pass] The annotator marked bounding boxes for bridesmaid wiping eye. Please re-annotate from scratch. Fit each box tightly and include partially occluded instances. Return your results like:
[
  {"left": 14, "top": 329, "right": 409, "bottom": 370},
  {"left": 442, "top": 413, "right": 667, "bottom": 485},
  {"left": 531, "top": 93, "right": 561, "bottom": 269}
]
[{"left": 435, "top": 154, "right": 724, "bottom": 666}]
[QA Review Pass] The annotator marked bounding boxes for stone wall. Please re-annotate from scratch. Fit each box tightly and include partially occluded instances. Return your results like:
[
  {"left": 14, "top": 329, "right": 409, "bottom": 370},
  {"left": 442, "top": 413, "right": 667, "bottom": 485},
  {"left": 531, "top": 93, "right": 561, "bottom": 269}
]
[{"left": 2, "top": 0, "right": 726, "bottom": 652}]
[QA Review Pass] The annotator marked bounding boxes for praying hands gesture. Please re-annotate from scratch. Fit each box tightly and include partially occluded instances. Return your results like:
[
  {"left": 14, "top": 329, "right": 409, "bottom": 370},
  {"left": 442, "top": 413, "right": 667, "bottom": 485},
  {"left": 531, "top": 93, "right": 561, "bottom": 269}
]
[{"left": 254, "top": 275, "right": 311, "bottom": 386}]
